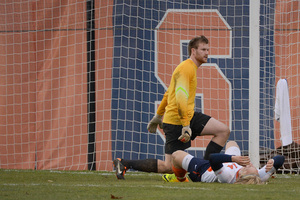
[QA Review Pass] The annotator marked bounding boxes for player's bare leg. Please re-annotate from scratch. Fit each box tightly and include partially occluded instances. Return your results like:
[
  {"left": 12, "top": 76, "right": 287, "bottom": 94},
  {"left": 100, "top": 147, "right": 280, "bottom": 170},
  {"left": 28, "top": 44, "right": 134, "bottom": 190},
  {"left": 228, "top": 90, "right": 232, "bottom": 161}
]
[
  {"left": 157, "top": 154, "right": 172, "bottom": 173},
  {"left": 162, "top": 150, "right": 189, "bottom": 182},
  {"left": 225, "top": 141, "right": 240, "bottom": 150},
  {"left": 201, "top": 117, "right": 230, "bottom": 147},
  {"left": 200, "top": 117, "right": 230, "bottom": 159}
]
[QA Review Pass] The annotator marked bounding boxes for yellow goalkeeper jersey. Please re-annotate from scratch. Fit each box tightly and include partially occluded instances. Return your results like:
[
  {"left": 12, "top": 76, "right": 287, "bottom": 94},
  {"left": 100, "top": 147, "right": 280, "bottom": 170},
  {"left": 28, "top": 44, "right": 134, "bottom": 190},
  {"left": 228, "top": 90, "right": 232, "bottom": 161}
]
[{"left": 157, "top": 59, "right": 198, "bottom": 127}]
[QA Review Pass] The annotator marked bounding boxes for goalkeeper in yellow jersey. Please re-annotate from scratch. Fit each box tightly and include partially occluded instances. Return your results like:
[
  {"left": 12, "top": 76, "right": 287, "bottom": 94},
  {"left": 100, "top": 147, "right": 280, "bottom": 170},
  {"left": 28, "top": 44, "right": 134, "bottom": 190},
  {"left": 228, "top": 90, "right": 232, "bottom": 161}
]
[{"left": 114, "top": 35, "right": 230, "bottom": 179}]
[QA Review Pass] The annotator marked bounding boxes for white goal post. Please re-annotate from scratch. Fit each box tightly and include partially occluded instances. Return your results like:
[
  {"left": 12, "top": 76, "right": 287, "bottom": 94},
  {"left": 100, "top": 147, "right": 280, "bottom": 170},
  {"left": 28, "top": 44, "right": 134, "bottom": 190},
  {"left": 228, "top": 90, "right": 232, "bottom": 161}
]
[{"left": 249, "top": 0, "right": 260, "bottom": 168}]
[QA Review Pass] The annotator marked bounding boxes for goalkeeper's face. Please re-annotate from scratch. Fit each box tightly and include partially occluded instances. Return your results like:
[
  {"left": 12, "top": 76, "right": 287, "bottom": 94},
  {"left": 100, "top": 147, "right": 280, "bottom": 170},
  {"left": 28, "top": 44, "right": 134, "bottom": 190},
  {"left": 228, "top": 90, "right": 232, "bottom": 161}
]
[{"left": 193, "top": 42, "right": 209, "bottom": 64}]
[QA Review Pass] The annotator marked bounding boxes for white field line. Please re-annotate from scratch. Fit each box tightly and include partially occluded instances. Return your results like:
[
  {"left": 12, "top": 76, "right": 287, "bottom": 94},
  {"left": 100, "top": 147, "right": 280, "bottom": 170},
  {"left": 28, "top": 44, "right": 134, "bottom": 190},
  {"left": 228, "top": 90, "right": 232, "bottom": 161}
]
[
  {"left": 2, "top": 183, "right": 297, "bottom": 193},
  {"left": 1, "top": 169, "right": 163, "bottom": 176},
  {"left": 1, "top": 182, "right": 210, "bottom": 190},
  {"left": 2, "top": 170, "right": 295, "bottom": 180}
]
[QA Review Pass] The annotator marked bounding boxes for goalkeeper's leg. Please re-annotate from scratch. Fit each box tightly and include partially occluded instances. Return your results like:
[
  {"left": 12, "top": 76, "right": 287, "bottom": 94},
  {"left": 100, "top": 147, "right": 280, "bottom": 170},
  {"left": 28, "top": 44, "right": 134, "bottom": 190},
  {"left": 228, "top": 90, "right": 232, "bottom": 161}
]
[{"left": 199, "top": 117, "right": 230, "bottom": 160}]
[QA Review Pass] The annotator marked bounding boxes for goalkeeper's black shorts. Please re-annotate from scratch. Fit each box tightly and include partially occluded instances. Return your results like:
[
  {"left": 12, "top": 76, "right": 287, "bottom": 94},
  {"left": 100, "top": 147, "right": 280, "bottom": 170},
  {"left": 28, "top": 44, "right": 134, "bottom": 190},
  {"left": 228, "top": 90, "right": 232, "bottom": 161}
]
[{"left": 163, "top": 112, "right": 211, "bottom": 154}]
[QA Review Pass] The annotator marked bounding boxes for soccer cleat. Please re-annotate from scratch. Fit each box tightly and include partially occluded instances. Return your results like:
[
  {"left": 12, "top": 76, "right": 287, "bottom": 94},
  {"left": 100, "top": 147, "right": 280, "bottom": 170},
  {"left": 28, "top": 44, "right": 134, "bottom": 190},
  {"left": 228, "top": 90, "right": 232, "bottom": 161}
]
[
  {"left": 162, "top": 173, "right": 189, "bottom": 182},
  {"left": 113, "top": 158, "right": 127, "bottom": 180}
]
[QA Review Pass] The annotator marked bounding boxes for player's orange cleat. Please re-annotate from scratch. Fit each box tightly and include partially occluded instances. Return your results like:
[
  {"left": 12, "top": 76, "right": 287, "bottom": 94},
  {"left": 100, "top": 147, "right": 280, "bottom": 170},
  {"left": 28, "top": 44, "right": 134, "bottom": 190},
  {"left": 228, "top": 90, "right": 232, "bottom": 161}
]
[
  {"left": 162, "top": 173, "right": 189, "bottom": 182},
  {"left": 113, "top": 158, "right": 127, "bottom": 180}
]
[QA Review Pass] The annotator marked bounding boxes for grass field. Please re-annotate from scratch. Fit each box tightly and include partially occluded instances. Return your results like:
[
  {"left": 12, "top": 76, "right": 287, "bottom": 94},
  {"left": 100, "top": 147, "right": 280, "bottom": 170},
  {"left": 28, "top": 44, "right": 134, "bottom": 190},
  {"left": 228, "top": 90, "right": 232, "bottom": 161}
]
[{"left": 1, "top": 169, "right": 299, "bottom": 200}]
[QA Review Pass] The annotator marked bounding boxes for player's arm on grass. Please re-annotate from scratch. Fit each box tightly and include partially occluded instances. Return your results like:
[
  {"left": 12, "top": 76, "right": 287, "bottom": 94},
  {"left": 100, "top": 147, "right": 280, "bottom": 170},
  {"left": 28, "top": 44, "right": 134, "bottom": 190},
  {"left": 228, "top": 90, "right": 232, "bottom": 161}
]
[{"left": 258, "top": 155, "right": 285, "bottom": 182}]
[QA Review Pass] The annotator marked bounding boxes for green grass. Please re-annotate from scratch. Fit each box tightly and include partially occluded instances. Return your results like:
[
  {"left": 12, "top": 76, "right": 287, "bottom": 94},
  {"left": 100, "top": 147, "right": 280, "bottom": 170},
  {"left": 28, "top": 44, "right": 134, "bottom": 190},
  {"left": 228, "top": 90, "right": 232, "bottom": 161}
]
[{"left": 1, "top": 169, "right": 299, "bottom": 200}]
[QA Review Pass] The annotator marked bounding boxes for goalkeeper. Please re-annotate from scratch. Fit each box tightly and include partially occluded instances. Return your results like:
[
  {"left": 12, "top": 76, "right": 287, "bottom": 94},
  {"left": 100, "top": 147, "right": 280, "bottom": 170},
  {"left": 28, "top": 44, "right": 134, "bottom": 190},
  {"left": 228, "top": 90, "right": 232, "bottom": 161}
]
[
  {"left": 113, "top": 35, "right": 230, "bottom": 179},
  {"left": 163, "top": 141, "right": 285, "bottom": 184}
]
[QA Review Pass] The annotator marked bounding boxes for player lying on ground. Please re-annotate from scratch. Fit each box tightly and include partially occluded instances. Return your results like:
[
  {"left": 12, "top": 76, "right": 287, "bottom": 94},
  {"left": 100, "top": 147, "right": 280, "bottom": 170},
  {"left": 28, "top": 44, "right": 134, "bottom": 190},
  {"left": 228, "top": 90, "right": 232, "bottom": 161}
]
[
  {"left": 163, "top": 141, "right": 285, "bottom": 184},
  {"left": 113, "top": 36, "right": 230, "bottom": 180}
]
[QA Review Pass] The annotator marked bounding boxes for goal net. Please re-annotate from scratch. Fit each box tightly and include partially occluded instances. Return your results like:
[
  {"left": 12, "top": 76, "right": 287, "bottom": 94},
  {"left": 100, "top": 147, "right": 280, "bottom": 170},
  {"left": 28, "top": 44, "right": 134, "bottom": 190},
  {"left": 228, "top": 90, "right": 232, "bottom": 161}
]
[
  {"left": 260, "top": 0, "right": 300, "bottom": 174},
  {"left": 0, "top": 0, "right": 299, "bottom": 174}
]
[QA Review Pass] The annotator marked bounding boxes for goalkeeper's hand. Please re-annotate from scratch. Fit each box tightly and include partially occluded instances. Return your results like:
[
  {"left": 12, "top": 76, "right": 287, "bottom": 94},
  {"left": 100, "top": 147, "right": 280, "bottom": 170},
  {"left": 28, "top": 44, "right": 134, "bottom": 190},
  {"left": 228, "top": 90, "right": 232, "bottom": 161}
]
[
  {"left": 147, "top": 114, "right": 163, "bottom": 133},
  {"left": 178, "top": 125, "right": 191, "bottom": 143}
]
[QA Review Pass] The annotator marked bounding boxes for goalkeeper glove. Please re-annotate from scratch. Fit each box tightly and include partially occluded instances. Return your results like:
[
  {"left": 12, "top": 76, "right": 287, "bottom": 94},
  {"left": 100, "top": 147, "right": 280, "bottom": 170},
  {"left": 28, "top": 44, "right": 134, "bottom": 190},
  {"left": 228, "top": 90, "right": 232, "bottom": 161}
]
[
  {"left": 147, "top": 114, "right": 163, "bottom": 133},
  {"left": 178, "top": 125, "right": 191, "bottom": 143}
]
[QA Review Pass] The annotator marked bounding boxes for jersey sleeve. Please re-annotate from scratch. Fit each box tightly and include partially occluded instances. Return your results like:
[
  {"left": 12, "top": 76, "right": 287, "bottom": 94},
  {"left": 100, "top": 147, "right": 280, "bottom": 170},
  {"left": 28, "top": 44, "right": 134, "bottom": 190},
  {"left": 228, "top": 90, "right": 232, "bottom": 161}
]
[
  {"left": 258, "top": 155, "right": 285, "bottom": 182},
  {"left": 258, "top": 165, "right": 272, "bottom": 182},
  {"left": 209, "top": 153, "right": 233, "bottom": 171},
  {"left": 174, "top": 67, "right": 193, "bottom": 126},
  {"left": 156, "top": 89, "right": 168, "bottom": 116}
]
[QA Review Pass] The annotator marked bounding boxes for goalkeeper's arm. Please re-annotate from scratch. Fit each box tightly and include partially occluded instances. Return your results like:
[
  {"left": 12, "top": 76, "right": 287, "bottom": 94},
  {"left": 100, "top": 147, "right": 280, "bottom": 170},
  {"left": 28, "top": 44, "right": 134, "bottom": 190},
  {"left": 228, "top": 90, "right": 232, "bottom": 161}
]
[
  {"left": 147, "top": 114, "right": 163, "bottom": 133},
  {"left": 147, "top": 90, "right": 168, "bottom": 133}
]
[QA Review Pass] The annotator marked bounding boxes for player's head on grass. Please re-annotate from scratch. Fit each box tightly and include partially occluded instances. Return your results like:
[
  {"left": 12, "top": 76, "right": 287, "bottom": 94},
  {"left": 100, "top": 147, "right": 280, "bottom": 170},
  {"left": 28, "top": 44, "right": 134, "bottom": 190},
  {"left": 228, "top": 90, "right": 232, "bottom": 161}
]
[
  {"left": 235, "top": 163, "right": 263, "bottom": 185},
  {"left": 235, "top": 174, "right": 263, "bottom": 185}
]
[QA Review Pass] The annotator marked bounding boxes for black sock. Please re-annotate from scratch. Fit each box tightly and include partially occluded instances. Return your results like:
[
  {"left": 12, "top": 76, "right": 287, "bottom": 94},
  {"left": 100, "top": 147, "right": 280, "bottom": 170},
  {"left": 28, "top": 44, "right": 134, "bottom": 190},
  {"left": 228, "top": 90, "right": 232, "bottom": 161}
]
[
  {"left": 121, "top": 159, "right": 158, "bottom": 173},
  {"left": 204, "top": 141, "right": 223, "bottom": 160}
]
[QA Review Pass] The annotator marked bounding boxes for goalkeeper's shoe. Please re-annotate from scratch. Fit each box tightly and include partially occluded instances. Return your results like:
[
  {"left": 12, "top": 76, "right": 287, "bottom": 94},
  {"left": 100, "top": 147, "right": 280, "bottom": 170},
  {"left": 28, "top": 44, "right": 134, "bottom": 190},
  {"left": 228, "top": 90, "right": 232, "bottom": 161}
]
[
  {"left": 113, "top": 158, "right": 127, "bottom": 180},
  {"left": 162, "top": 173, "right": 189, "bottom": 182}
]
